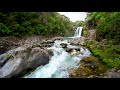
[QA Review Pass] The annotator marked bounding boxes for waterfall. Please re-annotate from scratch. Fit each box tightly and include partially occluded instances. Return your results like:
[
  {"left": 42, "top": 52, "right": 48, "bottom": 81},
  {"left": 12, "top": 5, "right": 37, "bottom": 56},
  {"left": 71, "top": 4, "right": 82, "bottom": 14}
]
[
  {"left": 74, "top": 27, "right": 83, "bottom": 38},
  {"left": 23, "top": 27, "right": 91, "bottom": 78}
]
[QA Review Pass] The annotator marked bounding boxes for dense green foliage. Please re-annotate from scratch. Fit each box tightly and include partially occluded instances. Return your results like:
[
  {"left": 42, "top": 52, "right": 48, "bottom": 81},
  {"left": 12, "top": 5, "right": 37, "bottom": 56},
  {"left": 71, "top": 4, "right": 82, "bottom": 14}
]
[
  {"left": 73, "top": 21, "right": 85, "bottom": 27},
  {"left": 84, "top": 40, "right": 120, "bottom": 68},
  {"left": 85, "top": 12, "right": 120, "bottom": 43},
  {"left": 0, "top": 12, "right": 73, "bottom": 37},
  {"left": 84, "top": 12, "right": 120, "bottom": 69}
]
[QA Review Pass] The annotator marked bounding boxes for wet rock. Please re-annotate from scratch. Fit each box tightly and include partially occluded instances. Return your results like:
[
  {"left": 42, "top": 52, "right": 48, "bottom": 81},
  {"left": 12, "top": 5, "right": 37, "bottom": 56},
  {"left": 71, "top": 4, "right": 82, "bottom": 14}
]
[
  {"left": 65, "top": 45, "right": 81, "bottom": 56},
  {"left": 69, "top": 56, "right": 110, "bottom": 78},
  {"left": 60, "top": 43, "right": 68, "bottom": 48},
  {"left": 69, "top": 50, "right": 80, "bottom": 56},
  {"left": 47, "top": 49, "right": 54, "bottom": 57},
  {"left": 65, "top": 46, "right": 80, "bottom": 52}
]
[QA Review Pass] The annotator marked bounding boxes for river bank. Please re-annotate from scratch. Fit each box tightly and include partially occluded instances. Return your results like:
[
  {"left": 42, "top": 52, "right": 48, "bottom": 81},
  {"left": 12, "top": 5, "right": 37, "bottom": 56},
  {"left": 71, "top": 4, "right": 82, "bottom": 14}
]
[
  {"left": 68, "top": 29, "right": 120, "bottom": 78},
  {"left": 0, "top": 29, "right": 120, "bottom": 78}
]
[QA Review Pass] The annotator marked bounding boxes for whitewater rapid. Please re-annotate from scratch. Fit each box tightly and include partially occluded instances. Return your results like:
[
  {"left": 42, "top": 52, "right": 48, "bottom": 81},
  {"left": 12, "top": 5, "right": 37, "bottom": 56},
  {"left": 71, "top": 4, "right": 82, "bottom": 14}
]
[{"left": 24, "top": 39, "right": 91, "bottom": 78}]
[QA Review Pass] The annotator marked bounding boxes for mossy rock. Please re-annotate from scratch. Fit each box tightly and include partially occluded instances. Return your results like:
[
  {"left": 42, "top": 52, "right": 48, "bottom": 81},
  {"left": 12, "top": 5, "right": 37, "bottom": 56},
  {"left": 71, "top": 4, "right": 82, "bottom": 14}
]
[
  {"left": 69, "top": 56, "right": 110, "bottom": 78},
  {"left": 81, "top": 56, "right": 99, "bottom": 63}
]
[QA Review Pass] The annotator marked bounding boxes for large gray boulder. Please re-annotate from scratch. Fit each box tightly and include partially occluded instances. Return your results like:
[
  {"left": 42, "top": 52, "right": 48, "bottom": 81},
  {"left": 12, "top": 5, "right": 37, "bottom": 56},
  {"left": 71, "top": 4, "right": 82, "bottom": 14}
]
[{"left": 0, "top": 46, "right": 53, "bottom": 78}]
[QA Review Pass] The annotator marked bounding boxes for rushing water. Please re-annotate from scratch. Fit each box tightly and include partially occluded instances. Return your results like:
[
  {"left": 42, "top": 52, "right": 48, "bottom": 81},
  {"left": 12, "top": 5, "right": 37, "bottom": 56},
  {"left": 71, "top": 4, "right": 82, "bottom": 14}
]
[
  {"left": 74, "top": 27, "right": 83, "bottom": 38},
  {"left": 24, "top": 26, "right": 91, "bottom": 78},
  {"left": 24, "top": 39, "right": 91, "bottom": 78}
]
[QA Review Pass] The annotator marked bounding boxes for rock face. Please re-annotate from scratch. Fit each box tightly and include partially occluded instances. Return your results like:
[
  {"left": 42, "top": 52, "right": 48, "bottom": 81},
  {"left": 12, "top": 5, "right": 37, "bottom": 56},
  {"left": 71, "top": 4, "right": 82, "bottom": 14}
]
[
  {"left": 86, "top": 30, "right": 96, "bottom": 40},
  {"left": 0, "top": 37, "right": 20, "bottom": 54},
  {"left": 0, "top": 36, "right": 64, "bottom": 54},
  {"left": 71, "top": 36, "right": 86, "bottom": 45}
]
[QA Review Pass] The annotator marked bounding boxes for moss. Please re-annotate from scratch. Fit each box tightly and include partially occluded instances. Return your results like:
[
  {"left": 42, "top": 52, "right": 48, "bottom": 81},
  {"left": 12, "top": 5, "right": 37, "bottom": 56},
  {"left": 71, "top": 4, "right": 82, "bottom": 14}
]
[
  {"left": 69, "top": 56, "right": 110, "bottom": 78},
  {"left": 81, "top": 56, "right": 99, "bottom": 63},
  {"left": 85, "top": 39, "right": 120, "bottom": 69},
  {"left": 83, "top": 30, "right": 90, "bottom": 37},
  {"left": 84, "top": 40, "right": 95, "bottom": 48},
  {"left": 6, "top": 55, "right": 12, "bottom": 60}
]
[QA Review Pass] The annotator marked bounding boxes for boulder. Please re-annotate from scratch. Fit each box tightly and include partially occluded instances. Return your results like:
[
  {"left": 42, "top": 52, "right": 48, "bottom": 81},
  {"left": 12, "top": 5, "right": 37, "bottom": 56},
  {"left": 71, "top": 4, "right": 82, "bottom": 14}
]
[
  {"left": 60, "top": 43, "right": 68, "bottom": 48},
  {"left": 65, "top": 46, "right": 80, "bottom": 52},
  {"left": 69, "top": 50, "right": 80, "bottom": 56},
  {"left": 65, "top": 46, "right": 80, "bottom": 56},
  {"left": 46, "top": 40, "right": 54, "bottom": 44},
  {"left": 0, "top": 46, "right": 52, "bottom": 78}
]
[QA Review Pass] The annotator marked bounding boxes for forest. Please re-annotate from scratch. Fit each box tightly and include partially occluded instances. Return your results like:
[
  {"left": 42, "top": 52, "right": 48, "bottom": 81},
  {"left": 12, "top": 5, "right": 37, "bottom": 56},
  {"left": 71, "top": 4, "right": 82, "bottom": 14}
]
[
  {"left": 83, "top": 12, "right": 120, "bottom": 68},
  {"left": 0, "top": 12, "right": 73, "bottom": 37},
  {"left": 0, "top": 12, "right": 120, "bottom": 78}
]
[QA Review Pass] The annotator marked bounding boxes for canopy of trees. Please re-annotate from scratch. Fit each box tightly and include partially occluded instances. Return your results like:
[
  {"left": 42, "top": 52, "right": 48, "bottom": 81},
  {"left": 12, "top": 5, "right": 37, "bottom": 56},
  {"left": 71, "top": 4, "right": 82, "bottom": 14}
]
[
  {"left": 85, "top": 12, "right": 120, "bottom": 68},
  {"left": 73, "top": 20, "right": 85, "bottom": 27},
  {"left": 0, "top": 12, "right": 73, "bottom": 37},
  {"left": 85, "top": 12, "right": 120, "bottom": 44}
]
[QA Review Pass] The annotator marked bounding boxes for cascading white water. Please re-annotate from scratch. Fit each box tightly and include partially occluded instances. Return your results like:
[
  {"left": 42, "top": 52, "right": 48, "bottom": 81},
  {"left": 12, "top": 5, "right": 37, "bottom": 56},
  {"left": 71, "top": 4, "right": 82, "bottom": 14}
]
[
  {"left": 74, "top": 27, "right": 83, "bottom": 38},
  {"left": 24, "top": 40, "right": 91, "bottom": 78},
  {"left": 23, "top": 26, "right": 91, "bottom": 78}
]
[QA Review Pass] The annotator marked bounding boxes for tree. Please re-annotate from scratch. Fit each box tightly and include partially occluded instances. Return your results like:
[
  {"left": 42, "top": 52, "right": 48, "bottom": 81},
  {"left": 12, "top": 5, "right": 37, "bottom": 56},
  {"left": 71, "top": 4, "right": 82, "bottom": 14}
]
[{"left": 0, "top": 12, "right": 73, "bottom": 37}]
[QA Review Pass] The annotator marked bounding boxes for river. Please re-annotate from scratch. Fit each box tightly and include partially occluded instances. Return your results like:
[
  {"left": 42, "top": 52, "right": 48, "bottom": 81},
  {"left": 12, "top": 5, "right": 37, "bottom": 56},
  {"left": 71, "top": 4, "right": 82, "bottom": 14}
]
[{"left": 23, "top": 27, "right": 91, "bottom": 78}]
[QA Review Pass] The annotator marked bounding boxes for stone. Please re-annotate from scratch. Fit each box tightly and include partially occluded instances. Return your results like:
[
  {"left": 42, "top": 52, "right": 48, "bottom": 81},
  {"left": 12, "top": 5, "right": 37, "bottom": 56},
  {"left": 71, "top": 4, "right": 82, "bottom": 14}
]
[
  {"left": 108, "top": 72, "right": 120, "bottom": 78},
  {"left": 46, "top": 40, "right": 54, "bottom": 43},
  {"left": 60, "top": 43, "right": 68, "bottom": 48},
  {"left": 65, "top": 45, "right": 80, "bottom": 52},
  {"left": 0, "top": 54, "right": 10, "bottom": 67},
  {"left": 0, "top": 46, "right": 52, "bottom": 78}
]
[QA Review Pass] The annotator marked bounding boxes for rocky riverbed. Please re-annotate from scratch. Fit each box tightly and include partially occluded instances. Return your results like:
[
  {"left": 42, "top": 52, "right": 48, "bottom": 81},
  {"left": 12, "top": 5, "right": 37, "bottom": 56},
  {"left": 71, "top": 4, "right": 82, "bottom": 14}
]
[
  {"left": 0, "top": 32, "right": 120, "bottom": 78},
  {"left": 0, "top": 36, "right": 64, "bottom": 78},
  {"left": 68, "top": 30, "right": 120, "bottom": 78}
]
